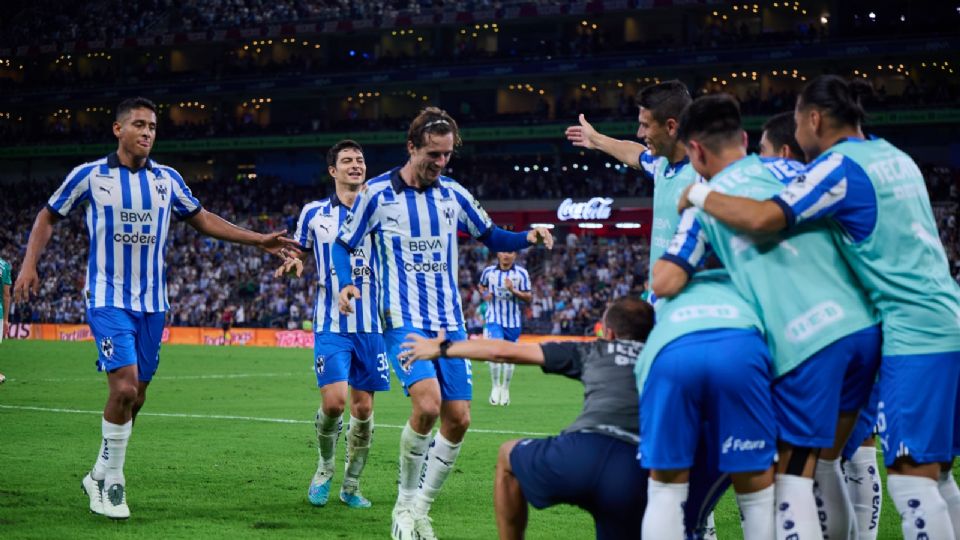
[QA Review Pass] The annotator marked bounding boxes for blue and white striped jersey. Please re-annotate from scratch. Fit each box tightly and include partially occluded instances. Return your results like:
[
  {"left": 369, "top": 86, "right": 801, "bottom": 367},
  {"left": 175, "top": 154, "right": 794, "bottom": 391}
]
[
  {"left": 46, "top": 153, "right": 201, "bottom": 312},
  {"left": 295, "top": 194, "right": 380, "bottom": 334},
  {"left": 337, "top": 167, "right": 494, "bottom": 332},
  {"left": 479, "top": 264, "right": 530, "bottom": 328}
]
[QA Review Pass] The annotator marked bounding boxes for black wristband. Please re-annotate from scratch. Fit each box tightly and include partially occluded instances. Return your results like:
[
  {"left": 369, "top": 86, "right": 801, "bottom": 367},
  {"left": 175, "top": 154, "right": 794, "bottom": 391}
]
[{"left": 438, "top": 339, "right": 453, "bottom": 358}]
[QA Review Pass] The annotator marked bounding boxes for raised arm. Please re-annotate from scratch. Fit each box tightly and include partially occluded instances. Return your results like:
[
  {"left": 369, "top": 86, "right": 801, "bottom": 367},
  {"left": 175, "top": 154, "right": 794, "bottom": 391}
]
[
  {"left": 14, "top": 207, "right": 60, "bottom": 302},
  {"left": 565, "top": 114, "right": 645, "bottom": 169}
]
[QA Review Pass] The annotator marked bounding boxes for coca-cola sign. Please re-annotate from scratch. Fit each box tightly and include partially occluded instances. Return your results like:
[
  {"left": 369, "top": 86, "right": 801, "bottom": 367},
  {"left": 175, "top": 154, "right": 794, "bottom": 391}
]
[{"left": 557, "top": 197, "right": 614, "bottom": 221}]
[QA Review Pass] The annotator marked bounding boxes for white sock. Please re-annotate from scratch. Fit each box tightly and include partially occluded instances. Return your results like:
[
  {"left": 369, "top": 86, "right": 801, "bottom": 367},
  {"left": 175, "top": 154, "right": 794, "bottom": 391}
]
[
  {"left": 888, "top": 474, "right": 955, "bottom": 539},
  {"left": 92, "top": 418, "right": 132, "bottom": 487},
  {"left": 642, "top": 480, "right": 687, "bottom": 539},
  {"left": 814, "top": 458, "right": 856, "bottom": 539},
  {"left": 737, "top": 485, "right": 776, "bottom": 540},
  {"left": 342, "top": 414, "right": 373, "bottom": 493},
  {"left": 938, "top": 470, "right": 960, "bottom": 538},
  {"left": 397, "top": 422, "right": 432, "bottom": 507},
  {"left": 413, "top": 432, "right": 462, "bottom": 515},
  {"left": 704, "top": 512, "right": 717, "bottom": 539},
  {"left": 315, "top": 409, "right": 342, "bottom": 475},
  {"left": 502, "top": 363, "right": 515, "bottom": 389},
  {"left": 489, "top": 362, "right": 501, "bottom": 389},
  {"left": 844, "top": 446, "right": 882, "bottom": 540},
  {"left": 775, "top": 474, "right": 823, "bottom": 540}
]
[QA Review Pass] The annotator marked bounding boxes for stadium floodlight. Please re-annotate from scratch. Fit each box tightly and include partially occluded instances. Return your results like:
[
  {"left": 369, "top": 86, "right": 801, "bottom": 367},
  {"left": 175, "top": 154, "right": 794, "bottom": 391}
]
[
  {"left": 578, "top": 223, "right": 603, "bottom": 229},
  {"left": 529, "top": 223, "right": 555, "bottom": 229},
  {"left": 615, "top": 223, "right": 642, "bottom": 229}
]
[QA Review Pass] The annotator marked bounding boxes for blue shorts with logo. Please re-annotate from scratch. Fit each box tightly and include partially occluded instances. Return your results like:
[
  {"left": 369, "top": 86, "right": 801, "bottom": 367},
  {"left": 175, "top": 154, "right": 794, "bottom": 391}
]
[
  {"left": 87, "top": 307, "right": 166, "bottom": 382},
  {"left": 877, "top": 350, "right": 960, "bottom": 466},
  {"left": 485, "top": 323, "right": 521, "bottom": 343},
  {"left": 640, "top": 328, "right": 777, "bottom": 474},
  {"left": 773, "top": 325, "right": 881, "bottom": 448},
  {"left": 313, "top": 332, "right": 390, "bottom": 392},
  {"left": 842, "top": 384, "right": 880, "bottom": 460},
  {"left": 510, "top": 432, "right": 647, "bottom": 540},
  {"left": 386, "top": 326, "right": 472, "bottom": 401}
]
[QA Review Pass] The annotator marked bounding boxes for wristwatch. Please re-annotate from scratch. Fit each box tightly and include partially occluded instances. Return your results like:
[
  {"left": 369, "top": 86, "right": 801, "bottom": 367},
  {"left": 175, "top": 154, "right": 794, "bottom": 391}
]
[{"left": 438, "top": 338, "right": 453, "bottom": 358}]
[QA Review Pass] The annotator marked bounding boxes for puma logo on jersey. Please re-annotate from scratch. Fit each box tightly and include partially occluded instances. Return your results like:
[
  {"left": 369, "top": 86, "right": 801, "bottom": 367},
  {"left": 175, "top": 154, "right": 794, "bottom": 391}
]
[
  {"left": 317, "top": 223, "right": 331, "bottom": 234},
  {"left": 386, "top": 215, "right": 401, "bottom": 227},
  {"left": 98, "top": 185, "right": 113, "bottom": 196}
]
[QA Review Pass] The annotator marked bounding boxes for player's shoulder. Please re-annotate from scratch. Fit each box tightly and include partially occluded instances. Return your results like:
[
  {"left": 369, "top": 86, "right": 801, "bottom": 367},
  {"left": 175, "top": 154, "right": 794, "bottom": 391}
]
[
  {"left": 481, "top": 264, "right": 497, "bottom": 274},
  {"left": 438, "top": 176, "right": 470, "bottom": 195},
  {"left": 300, "top": 199, "right": 330, "bottom": 215},
  {"left": 360, "top": 172, "right": 395, "bottom": 201},
  {"left": 802, "top": 150, "right": 854, "bottom": 183},
  {"left": 67, "top": 156, "right": 109, "bottom": 179},
  {"left": 152, "top": 161, "right": 187, "bottom": 183}
]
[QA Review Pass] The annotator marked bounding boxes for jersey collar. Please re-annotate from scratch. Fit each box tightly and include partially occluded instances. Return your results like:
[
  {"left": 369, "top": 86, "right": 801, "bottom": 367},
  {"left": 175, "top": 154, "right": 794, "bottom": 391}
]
[
  {"left": 107, "top": 152, "right": 155, "bottom": 173},
  {"left": 391, "top": 166, "right": 436, "bottom": 194},
  {"left": 329, "top": 193, "right": 343, "bottom": 207},
  {"left": 664, "top": 155, "right": 690, "bottom": 177}
]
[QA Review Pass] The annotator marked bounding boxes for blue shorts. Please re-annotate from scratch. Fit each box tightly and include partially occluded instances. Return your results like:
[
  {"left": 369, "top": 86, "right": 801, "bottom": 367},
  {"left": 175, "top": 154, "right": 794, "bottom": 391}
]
[
  {"left": 842, "top": 384, "right": 880, "bottom": 461},
  {"left": 313, "top": 332, "right": 390, "bottom": 392},
  {"left": 876, "top": 350, "right": 960, "bottom": 466},
  {"left": 510, "top": 432, "right": 647, "bottom": 540},
  {"left": 386, "top": 326, "right": 472, "bottom": 401},
  {"left": 772, "top": 325, "right": 881, "bottom": 448},
  {"left": 640, "top": 328, "right": 777, "bottom": 473},
  {"left": 87, "top": 307, "right": 166, "bottom": 382},
  {"left": 485, "top": 323, "right": 521, "bottom": 342}
]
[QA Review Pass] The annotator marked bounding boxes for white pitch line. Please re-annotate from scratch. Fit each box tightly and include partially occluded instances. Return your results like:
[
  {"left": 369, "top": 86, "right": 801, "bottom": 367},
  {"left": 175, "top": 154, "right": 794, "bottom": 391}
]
[
  {"left": 14, "top": 372, "right": 303, "bottom": 383},
  {"left": 0, "top": 404, "right": 553, "bottom": 437}
]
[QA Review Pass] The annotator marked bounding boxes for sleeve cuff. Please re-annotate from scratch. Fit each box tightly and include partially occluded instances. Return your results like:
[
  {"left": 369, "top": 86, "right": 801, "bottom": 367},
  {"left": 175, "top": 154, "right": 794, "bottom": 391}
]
[
  {"left": 659, "top": 253, "right": 697, "bottom": 277},
  {"left": 176, "top": 206, "right": 203, "bottom": 221},
  {"left": 770, "top": 196, "right": 796, "bottom": 229},
  {"left": 45, "top": 203, "right": 67, "bottom": 219}
]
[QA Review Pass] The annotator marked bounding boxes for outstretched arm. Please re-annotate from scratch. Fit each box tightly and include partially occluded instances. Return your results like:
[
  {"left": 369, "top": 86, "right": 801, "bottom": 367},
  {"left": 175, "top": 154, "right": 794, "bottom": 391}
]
[
  {"left": 185, "top": 209, "right": 300, "bottom": 257},
  {"left": 678, "top": 184, "right": 788, "bottom": 234},
  {"left": 399, "top": 331, "right": 545, "bottom": 368},
  {"left": 565, "top": 114, "right": 645, "bottom": 169},
  {"left": 13, "top": 207, "right": 60, "bottom": 302}
]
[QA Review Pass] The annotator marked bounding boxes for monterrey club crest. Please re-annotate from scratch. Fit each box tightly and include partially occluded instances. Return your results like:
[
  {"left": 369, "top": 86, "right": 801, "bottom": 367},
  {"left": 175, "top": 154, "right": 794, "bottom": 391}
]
[{"left": 101, "top": 337, "right": 114, "bottom": 359}]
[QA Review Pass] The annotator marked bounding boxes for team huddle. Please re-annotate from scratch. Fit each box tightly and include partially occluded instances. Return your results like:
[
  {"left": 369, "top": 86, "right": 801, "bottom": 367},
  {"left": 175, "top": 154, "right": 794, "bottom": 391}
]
[{"left": 12, "top": 74, "right": 960, "bottom": 540}]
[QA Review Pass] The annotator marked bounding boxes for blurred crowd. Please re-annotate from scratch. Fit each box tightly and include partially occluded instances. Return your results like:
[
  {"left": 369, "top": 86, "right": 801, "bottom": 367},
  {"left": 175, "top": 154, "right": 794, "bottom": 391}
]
[{"left": 2, "top": 165, "right": 959, "bottom": 335}]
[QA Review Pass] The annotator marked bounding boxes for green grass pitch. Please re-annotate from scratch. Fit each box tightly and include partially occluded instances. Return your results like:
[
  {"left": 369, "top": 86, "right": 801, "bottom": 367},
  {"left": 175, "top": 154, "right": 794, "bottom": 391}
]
[{"left": 0, "top": 340, "right": 946, "bottom": 538}]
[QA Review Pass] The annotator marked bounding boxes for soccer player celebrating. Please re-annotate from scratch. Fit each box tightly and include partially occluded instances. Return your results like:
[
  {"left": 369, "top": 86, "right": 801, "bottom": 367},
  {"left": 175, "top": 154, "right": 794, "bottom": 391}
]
[
  {"left": 13, "top": 97, "right": 297, "bottom": 520},
  {"left": 678, "top": 75, "right": 960, "bottom": 539},
  {"left": 332, "top": 107, "right": 553, "bottom": 540},
  {"left": 760, "top": 109, "right": 884, "bottom": 539},
  {"left": 275, "top": 140, "right": 389, "bottom": 509},
  {"left": 637, "top": 266, "right": 777, "bottom": 540},
  {"left": 398, "top": 297, "right": 652, "bottom": 540},
  {"left": 657, "top": 94, "right": 882, "bottom": 539},
  {"left": 477, "top": 251, "right": 531, "bottom": 406}
]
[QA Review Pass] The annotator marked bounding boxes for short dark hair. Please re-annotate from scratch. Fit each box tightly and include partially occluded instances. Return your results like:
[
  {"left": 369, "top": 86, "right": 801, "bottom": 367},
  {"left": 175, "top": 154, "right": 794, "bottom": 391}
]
[
  {"left": 603, "top": 297, "right": 654, "bottom": 341},
  {"left": 116, "top": 97, "right": 157, "bottom": 121},
  {"left": 797, "top": 75, "right": 873, "bottom": 128},
  {"left": 407, "top": 106, "right": 461, "bottom": 149},
  {"left": 637, "top": 80, "right": 692, "bottom": 124},
  {"left": 676, "top": 93, "right": 742, "bottom": 153},
  {"left": 762, "top": 112, "right": 803, "bottom": 158},
  {"left": 326, "top": 139, "right": 364, "bottom": 168}
]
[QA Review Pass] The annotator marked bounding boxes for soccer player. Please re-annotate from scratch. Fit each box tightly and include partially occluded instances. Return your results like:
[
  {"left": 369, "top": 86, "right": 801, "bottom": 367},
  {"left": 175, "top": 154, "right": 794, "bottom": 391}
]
[
  {"left": 398, "top": 297, "right": 653, "bottom": 540},
  {"left": 275, "top": 140, "right": 389, "bottom": 509},
  {"left": 637, "top": 267, "right": 777, "bottom": 540},
  {"left": 758, "top": 112, "right": 804, "bottom": 161},
  {"left": 13, "top": 97, "right": 298, "bottom": 520},
  {"left": 0, "top": 254, "right": 10, "bottom": 383},
  {"left": 760, "top": 109, "right": 884, "bottom": 539},
  {"left": 678, "top": 76, "right": 960, "bottom": 539},
  {"left": 656, "top": 94, "right": 882, "bottom": 540},
  {"left": 331, "top": 107, "right": 553, "bottom": 540},
  {"left": 565, "top": 80, "right": 695, "bottom": 280},
  {"left": 477, "top": 251, "right": 531, "bottom": 406}
]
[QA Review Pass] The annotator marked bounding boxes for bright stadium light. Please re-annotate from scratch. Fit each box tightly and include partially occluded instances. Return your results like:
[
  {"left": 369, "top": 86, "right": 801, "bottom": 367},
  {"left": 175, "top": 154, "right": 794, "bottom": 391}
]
[
  {"left": 529, "top": 223, "right": 555, "bottom": 229},
  {"left": 615, "top": 222, "right": 642, "bottom": 229},
  {"left": 578, "top": 223, "right": 603, "bottom": 229}
]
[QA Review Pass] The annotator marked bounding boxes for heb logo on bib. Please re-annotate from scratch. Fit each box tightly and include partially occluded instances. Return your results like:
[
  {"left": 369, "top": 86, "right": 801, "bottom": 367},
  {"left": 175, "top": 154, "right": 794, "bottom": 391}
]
[{"left": 784, "top": 301, "right": 845, "bottom": 342}]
